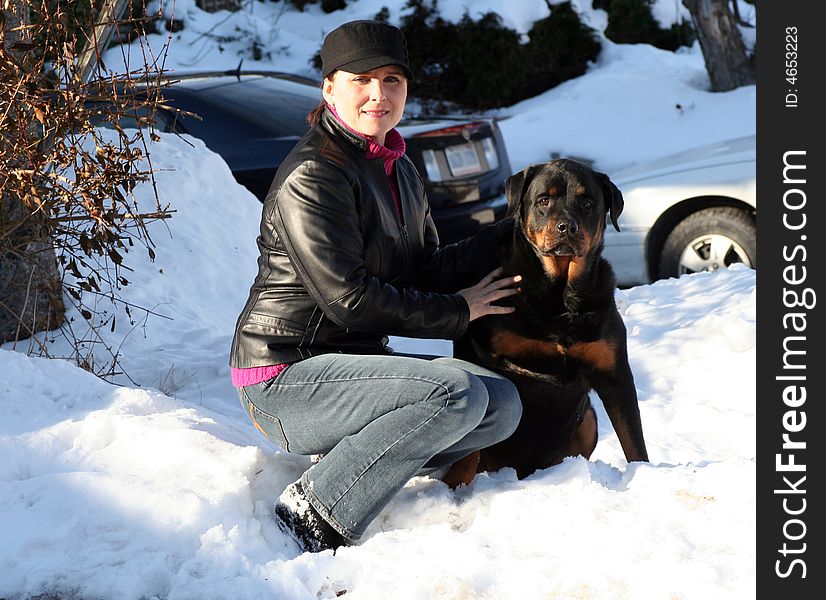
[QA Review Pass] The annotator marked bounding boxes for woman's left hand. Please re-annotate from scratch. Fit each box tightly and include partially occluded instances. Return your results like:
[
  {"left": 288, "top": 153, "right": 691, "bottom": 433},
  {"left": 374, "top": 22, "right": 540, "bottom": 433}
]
[{"left": 457, "top": 267, "right": 522, "bottom": 322}]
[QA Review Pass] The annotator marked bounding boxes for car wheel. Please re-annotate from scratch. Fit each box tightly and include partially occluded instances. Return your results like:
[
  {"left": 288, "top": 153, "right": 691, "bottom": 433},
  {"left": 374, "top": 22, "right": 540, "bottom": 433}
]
[{"left": 657, "top": 207, "right": 756, "bottom": 280}]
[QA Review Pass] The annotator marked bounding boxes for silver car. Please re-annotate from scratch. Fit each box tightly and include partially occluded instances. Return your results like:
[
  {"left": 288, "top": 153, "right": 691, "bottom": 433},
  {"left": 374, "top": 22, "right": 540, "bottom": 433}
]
[{"left": 603, "top": 135, "right": 756, "bottom": 287}]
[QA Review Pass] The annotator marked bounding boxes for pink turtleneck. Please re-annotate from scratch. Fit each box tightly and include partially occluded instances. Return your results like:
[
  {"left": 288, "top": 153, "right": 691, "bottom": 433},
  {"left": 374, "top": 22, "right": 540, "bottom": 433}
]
[
  {"left": 327, "top": 104, "right": 406, "bottom": 221},
  {"left": 231, "top": 106, "right": 408, "bottom": 388}
]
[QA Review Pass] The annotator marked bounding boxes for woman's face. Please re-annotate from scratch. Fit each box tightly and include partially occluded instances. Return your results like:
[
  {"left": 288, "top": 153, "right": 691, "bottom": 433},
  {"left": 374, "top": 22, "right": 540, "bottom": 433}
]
[{"left": 322, "top": 65, "right": 408, "bottom": 145}]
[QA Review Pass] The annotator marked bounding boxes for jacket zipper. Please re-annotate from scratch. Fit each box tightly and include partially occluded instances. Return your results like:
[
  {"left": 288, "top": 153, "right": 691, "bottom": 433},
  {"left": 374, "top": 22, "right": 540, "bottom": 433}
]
[
  {"left": 378, "top": 159, "right": 410, "bottom": 279},
  {"left": 400, "top": 224, "right": 410, "bottom": 278},
  {"left": 396, "top": 171, "right": 410, "bottom": 278}
]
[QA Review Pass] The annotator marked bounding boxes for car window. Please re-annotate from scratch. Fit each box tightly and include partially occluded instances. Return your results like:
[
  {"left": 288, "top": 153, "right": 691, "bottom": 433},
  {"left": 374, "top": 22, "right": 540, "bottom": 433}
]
[
  {"left": 87, "top": 101, "right": 172, "bottom": 133},
  {"left": 166, "top": 76, "right": 320, "bottom": 142}
]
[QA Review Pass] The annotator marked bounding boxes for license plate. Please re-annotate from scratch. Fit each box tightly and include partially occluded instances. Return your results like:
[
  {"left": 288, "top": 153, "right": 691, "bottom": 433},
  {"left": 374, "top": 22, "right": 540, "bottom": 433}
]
[
  {"left": 444, "top": 143, "right": 482, "bottom": 177},
  {"left": 472, "top": 209, "right": 495, "bottom": 225}
]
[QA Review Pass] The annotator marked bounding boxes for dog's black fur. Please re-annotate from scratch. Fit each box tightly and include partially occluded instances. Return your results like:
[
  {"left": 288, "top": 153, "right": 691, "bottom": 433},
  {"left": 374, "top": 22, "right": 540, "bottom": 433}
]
[{"left": 454, "top": 159, "right": 648, "bottom": 480}]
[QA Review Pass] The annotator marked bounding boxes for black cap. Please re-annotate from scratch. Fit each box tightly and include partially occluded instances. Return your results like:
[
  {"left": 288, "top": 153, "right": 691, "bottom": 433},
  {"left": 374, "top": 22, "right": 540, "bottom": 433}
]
[{"left": 320, "top": 20, "right": 413, "bottom": 80}]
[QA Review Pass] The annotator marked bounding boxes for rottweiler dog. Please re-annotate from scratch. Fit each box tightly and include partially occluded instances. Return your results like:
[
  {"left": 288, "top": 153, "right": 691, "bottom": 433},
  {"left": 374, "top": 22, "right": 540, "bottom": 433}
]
[{"left": 449, "top": 159, "right": 649, "bottom": 483}]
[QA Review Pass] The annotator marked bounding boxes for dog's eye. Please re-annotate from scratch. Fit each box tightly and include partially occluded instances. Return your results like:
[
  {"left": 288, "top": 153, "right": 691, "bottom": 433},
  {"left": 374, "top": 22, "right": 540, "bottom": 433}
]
[
  {"left": 582, "top": 200, "right": 593, "bottom": 210},
  {"left": 536, "top": 195, "right": 550, "bottom": 207}
]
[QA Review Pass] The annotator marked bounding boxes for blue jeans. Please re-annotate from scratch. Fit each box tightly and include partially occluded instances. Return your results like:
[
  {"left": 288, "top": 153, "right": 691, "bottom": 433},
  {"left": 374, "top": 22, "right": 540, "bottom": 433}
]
[{"left": 238, "top": 353, "right": 522, "bottom": 543}]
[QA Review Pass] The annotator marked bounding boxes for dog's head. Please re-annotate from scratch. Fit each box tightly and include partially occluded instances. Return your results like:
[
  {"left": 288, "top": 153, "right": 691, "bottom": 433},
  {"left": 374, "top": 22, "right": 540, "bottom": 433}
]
[{"left": 505, "top": 159, "right": 624, "bottom": 263}]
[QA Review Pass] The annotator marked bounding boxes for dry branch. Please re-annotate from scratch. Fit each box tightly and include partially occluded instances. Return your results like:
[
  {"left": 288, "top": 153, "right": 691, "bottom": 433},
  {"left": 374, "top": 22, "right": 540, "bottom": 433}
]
[{"left": 1, "top": 0, "right": 175, "bottom": 379}]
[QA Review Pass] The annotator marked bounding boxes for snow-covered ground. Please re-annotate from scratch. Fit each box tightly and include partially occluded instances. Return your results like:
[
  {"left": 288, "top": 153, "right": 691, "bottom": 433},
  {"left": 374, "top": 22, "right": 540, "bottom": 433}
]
[{"left": 1, "top": 1, "right": 756, "bottom": 598}]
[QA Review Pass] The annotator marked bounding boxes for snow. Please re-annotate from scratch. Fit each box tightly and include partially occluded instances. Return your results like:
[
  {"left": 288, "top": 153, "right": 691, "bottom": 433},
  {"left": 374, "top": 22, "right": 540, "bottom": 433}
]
[
  {"left": 497, "top": 39, "right": 755, "bottom": 173},
  {"left": 2, "top": 1, "right": 756, "bottom": 598},
  {"left": 649, "top": 0, "right": 692, "bottom": 30}
]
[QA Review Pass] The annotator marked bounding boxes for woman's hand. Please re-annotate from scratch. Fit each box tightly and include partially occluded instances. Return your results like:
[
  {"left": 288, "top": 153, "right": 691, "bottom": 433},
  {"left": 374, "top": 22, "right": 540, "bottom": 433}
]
[{"left": 457, "top": 267, "right": 522, "bottom": 322}]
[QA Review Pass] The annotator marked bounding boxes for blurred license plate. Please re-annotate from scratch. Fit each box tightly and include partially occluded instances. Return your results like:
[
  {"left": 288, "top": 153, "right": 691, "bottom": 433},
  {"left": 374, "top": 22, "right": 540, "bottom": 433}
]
[
  {"left": 472, "top": 209, "right": 495, "bottom": 225},
  {"left": 445, "top": 143, "right": 482, "bottom": 177}
]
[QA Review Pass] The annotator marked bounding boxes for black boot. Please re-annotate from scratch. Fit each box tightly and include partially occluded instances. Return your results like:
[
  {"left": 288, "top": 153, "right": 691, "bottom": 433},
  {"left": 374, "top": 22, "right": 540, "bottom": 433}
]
[{"left": 274, "top": 481, "right": 346, "bottom": 553}]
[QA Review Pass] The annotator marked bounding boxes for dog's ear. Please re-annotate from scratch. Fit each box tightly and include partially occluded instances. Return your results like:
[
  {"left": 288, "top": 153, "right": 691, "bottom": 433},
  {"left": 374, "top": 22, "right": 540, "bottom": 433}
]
[
  {"left": 595, "top": 171, "right": 624, "bottom": 232},
  {"left": 505, "top": 164, "right": 541, "bottom": 221}
]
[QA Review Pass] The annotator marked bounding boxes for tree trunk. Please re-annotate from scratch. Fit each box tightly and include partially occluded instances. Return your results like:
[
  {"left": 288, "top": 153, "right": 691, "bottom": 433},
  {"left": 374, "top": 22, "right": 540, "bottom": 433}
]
[
  {"left": 0, "top": 1, "right": 65, "bottom": 344},
  {"left": 682, "top": 0, "right": 755, "bottom": 91}
]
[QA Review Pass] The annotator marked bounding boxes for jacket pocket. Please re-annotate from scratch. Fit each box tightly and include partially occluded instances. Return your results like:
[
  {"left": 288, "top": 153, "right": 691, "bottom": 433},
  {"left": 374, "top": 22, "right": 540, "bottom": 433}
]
[{"left": 247, "top": 312, "right": 306, "bottom": 335}]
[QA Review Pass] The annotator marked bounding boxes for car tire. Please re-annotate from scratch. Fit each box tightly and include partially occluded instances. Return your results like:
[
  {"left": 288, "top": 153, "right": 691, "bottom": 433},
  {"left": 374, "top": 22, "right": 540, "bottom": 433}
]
[{"left": 657, "top": 207, "right": 756, "bottom": 280}]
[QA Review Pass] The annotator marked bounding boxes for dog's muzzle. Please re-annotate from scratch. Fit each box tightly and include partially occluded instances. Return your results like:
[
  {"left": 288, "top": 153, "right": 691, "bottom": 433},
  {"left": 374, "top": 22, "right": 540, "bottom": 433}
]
[
  {"left": 544, "top": 228, "right": 583, "bottom": 257},
  {"left": 524, "top": 217, "right": 585, "bottom": 257},
  {"left": 547, "top": 242, "right": 577, "bottom": 256},
  {"left": 544, "top": 219, "right": 581, "bottom": 256}
]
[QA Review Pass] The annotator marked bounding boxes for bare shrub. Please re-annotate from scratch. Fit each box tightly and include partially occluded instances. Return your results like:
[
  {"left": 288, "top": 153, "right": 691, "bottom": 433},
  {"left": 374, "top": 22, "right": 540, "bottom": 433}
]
[{"left": 1, "top": 0, "right": 174, "bottom": 378}]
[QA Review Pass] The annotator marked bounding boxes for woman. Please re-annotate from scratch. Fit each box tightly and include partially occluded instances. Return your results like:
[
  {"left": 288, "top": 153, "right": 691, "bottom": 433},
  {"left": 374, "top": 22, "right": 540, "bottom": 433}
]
[{"left": 229, "top": 20, "right": 522, "bottom": 553}]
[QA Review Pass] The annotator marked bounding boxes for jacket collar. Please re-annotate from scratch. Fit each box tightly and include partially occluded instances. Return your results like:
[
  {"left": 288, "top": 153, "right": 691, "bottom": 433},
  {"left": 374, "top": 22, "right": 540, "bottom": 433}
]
[
  {"left": 320, "top": 106, "right": 406, "bottom": 159},
  {"left": 320, "top": 106, "right": 371, "bottom": 154}
]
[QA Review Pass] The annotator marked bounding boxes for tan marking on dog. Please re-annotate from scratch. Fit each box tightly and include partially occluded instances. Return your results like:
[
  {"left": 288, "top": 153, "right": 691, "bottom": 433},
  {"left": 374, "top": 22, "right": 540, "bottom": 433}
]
[
  {"left": 574, "top": 184, "right": 587, "bottom": 196},
  {"left": 581, "top": 228, "right": 597, "bottom": 253},
  {"left": 547, "top": 185, "right": 559, "bottom": 197},
  {"left": 540, "top": 255, "right": 571, "bottom": 279},
  {"left": 567, "top": 340, "right": 616, "bottom": 372},
  {"left": 527, "top": 218, "right": 568, "bottom": 279},
  {"left": 592, "top": 223, "right": 604, "bottom": 247},
  {"left": 490, "top": 329, "right": 565, "bottom": 359},
  {"left": 566, "top": 405, "right": 598, "bottom": 459},
  {"left": 566, "top": 257, "right": 586, "bottom": 282},
  {"left": 490, "top": 331, "right": 615, "bottom": 373},
  {"left": 442, "top": 451, "right": 480, "bottom": 489},
  {"left": 525, "top": 215, "right": 546, "bottom": 246},
  {"left": 565, "top": 229, "right": 595, "bottom": 282}
]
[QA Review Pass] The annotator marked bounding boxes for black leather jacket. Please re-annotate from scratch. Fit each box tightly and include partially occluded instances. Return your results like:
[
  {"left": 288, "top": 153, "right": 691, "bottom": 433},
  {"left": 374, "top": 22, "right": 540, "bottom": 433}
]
[{"left": 230, "top": 108, "right": 510, "bottom": 367}]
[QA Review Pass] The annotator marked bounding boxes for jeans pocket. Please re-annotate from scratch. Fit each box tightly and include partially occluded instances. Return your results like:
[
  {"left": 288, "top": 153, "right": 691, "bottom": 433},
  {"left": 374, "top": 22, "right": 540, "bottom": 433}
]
[{"left": 238, "top": 388, "right": 291, "bottom": 452}]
